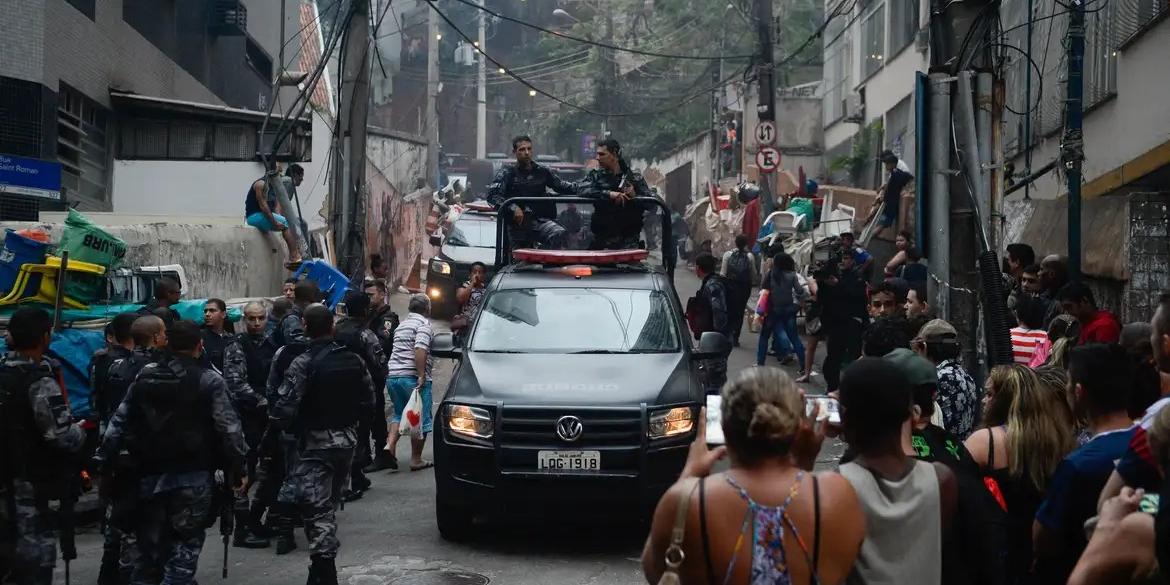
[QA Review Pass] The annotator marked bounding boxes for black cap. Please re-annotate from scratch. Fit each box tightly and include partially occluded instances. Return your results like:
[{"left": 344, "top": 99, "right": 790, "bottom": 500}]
[{"left": 879, "top": 150, "right": 898, "bottom": 164}]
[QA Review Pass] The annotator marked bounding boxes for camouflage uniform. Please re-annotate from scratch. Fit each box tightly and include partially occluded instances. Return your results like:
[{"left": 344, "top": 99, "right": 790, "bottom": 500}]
[
  {"left": 335, "top": 318, "right": 387, "bottom": 474},
  {"left": 96, "top": 357, "right": 247, "bottom": 585},
  {"left": 270, "top": 340, "right": 376, "bottom": 560},
  {"left": 222, "top": 334, "right": 272, "bottom": 544},
  {"left": 0, "top": 352, "right": 85, "bottom": 585},
  {"left": 88, "top": 343, "right": 136, "bottom": 585},
  {"left": 578, "top": 165, "right": 653, "bottom": 250}
]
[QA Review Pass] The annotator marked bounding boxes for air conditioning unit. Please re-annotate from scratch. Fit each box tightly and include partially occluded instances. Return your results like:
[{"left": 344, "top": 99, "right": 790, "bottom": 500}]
[
  {"left": 915, "top": 27, "right": 930, "bottom": 53},
  {"left": 845, "top": 92, "right": 865, "bottom": 123},
  {"left": 209, "top": 0, "right": 247, "bottom": 36}
]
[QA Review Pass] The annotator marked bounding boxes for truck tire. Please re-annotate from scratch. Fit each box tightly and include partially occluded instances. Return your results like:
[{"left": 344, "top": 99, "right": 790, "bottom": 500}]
[{"left": 435, "top": 491, "right": 474, "bottom": 542}]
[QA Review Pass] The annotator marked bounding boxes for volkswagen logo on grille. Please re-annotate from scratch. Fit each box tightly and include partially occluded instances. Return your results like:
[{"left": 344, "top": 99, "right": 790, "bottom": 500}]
[{"left": 555, "top": 415, "right": 584, "bottom": 442}]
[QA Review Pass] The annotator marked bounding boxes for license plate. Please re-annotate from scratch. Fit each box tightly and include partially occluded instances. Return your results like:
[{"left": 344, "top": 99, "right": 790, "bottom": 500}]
[{"left": 537, "top": 450, "right": 601, "bottom": 471}]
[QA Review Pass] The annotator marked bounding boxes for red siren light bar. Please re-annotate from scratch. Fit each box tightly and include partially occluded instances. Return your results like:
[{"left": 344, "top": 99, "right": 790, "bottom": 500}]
[
  {"left": 512, "top": 248, "right": 650, "bottom": 265},
  {"left": 464, "top": 202, "right": 496, "bottom": 213}
]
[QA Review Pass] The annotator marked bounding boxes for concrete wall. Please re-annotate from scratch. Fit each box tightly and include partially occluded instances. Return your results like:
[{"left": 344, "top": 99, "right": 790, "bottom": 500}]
[
  {"left": 776, "top": 84, "right": 826, "bottom": 180},
  {"left": 364, "top": 128, "right": 430, "bottom": 288},
  {"left": 110, "top": 113, "right": 334, "bottom": 229},
  {"left": 1127, "top": 192, "right": 1170, "bottom": 323},
  {"left": 1004, "top": 18, "right": 1170, "bottom": 200},
  {"left": 0, "top": 214, "right": 288, "bottom": 298}
]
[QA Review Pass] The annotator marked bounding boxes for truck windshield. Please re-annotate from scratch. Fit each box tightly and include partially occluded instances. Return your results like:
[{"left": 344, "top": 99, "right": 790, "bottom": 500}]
[
  {"left": 471, "top": 288, "right": 680, "bottom": 354},
  {"left": 445, "top": 218, "right": 496, "bottom": 248}
]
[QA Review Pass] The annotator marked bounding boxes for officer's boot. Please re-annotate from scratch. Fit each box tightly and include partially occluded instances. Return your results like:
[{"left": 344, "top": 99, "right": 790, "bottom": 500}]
[
  {"left": 274, "top": 504, "right": 298, "bottom": 555},
  {"left": 97, "top": 553, "right": 121, "bottom": 585},
  {"left": 309, "top": 556, "right": 338, "bottom": 585},
  {"left": 248, "top": 500, "right": 274, "bottom": 538},
  {"left": 234, "top": 504, "right": 271, "bottom": 549}
]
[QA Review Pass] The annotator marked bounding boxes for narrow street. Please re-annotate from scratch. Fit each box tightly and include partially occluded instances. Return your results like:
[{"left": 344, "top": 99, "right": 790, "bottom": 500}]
[{"left": 63, "top": 268, "right": 838, "bottom": 585}]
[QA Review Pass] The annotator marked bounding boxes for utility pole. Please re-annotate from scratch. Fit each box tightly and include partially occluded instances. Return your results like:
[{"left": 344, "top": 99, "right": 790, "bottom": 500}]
[
  {"left": 426, "top": 2, "right": 441, "bottom": 188},
  {"left": 476, "top": 0, "right": 487, "bottom": 159},
  {"left": 331, "top": 0, "right": 372, "bottom": 276},
  {"left": 1063, "top": 0, "right": 1086, "bottom": 280},
  {"left": 600, "top": 11, "right": 616, "bottom": 137},
  {"left": 927, "top": 73, "right": 952, "bottom": 320},
  {"left": 754, "top": 0, "right": 777, "bottom": 218}
]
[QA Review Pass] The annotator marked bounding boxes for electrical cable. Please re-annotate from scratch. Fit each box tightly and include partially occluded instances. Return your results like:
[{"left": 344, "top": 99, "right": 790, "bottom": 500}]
[
  {"left": 441, "top": 0, "right": 757, "bottom": 61},
  {"left": 425, "top": 0, "right": 752, "bottom": 118},
  {"left": 989, "top": 42, "right": 1043, "bottom": 115}
]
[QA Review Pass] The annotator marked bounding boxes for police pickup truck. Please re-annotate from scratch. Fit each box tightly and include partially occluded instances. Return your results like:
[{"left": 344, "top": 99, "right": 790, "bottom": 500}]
[{"left": 430, "top": 197, "right": 726, "bottom": 540}]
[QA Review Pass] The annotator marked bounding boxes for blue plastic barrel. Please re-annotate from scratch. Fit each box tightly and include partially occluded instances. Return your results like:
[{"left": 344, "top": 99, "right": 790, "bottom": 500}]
[{"left": 0, "top": 230, "right": 49, "bottom": 295}]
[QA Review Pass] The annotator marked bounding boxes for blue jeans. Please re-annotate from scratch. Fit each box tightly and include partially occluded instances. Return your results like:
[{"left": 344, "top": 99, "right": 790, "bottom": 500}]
[{"left": 757, "top": 310, "right": 805, "bottom": 370}]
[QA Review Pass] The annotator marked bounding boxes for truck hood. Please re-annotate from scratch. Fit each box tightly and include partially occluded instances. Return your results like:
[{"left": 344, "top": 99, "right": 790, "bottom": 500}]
[{"left": 452, "top": 352, "right": 695, "bottom": 406}]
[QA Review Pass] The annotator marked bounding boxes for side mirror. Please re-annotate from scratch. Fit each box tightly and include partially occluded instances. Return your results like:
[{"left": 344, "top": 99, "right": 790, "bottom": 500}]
[
  {"left": 429, "top": 234, "right": 442, "bottom": 247},
  {"left": 691, "top": 331, "right": 730, "bottom": 361},
  {"left": 432, "top": 332, "right": 462, "bottom": 359}
]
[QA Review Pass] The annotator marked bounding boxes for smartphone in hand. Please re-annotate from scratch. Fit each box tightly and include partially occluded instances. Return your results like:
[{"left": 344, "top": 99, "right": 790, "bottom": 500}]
[
  {"left": 706, "top": 395, "right": 725, "bottom": 446},
  {"left": 805, "top": 396, "right": 841, "bottom": 425}
]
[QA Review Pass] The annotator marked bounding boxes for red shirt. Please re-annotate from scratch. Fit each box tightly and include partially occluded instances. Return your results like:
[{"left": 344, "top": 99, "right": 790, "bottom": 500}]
[{"left": 1079, "top": 309, "right": 1121, "bottom": 345}]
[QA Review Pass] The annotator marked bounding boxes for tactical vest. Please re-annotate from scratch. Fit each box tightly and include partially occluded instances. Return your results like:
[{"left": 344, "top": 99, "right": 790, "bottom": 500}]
[
  {"left": 91, "top": 345, "right": 130, "bottom": 422},
  {"left": 299, "top": 343, "right": 366, "bottom": 431},
  {"left": 268, "top": 341, "right": 309, "bottom": 404},
  {"left": 335, "top": 318, "right": 379, "bottom": 380},
  {"left": 105, "top": 350, "right": 157, "bottom": 418},
  {"left": 237, "top": 333, "right": 275, "bottom": 395},
  {"left": 0, "top": 359, "right": 61, "bottom": 485},
  {"left": 201, "top": 328, "right": 231, "bottom": 373},
  {"left": 269, "top": 308, "right": 303, "bottom": 349},
  {"left": 126, "top": 358, "right": 217, "bottom": 475}
]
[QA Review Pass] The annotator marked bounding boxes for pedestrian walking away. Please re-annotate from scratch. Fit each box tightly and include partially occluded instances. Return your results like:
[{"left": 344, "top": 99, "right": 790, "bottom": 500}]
[{"left": 720, "top": 234, "right": 757, "bottom": 347}]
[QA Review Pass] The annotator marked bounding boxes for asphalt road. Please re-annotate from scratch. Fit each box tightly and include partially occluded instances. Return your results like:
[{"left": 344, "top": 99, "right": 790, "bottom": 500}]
[{"left": 63, "top": 268, "right": 841, "bottom": 585}]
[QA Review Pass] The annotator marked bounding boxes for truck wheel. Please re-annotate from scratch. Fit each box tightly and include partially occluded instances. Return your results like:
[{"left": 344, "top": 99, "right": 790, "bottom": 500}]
[{"left": 436, "top": 492, "right": 474, "bottom": 542}]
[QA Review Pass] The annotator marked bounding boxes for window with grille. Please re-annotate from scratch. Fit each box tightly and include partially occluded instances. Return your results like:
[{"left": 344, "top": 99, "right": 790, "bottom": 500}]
[
  {"left": 823, "top": 19, "right": 850, "bottom": 125},
  {"left": 1115, "top": 0, "right": 1168, "bottom": 47},
  {"left": 119, "top": 120, "right": 260, "bottom": 161},
  {"left": 0, "top": 77, "right": 46, "bottom": 158},
  {"left": 889, "top": 0, "right": 919, "bottom": 55},
  {"left": 862, "top": 4, "right": 886, "bottom": 79},
  {"left": 56, "top": 84, "right": 110, "bottom": 208}
]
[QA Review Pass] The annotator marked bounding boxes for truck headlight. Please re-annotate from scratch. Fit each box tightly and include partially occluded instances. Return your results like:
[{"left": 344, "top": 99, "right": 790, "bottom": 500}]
[
  {"left": 446, "top": 404, "right": 494, "bottom": 439},
  {"left": 648, "top": 407, "right": 694, "bottom": 439},
  {"left": 430, "top": 259, "right": 452, "bottom": 275}
]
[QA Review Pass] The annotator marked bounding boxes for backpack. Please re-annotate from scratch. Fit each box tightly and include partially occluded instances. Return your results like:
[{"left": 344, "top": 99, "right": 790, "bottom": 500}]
[{"left": 725, "top": 250, "right": 752, "bottom": 285}]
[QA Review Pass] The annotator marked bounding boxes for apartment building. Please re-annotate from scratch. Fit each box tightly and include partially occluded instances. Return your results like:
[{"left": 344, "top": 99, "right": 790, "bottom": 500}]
[{"left": 0, "top": 0, "right": 324, "bottom": 219}]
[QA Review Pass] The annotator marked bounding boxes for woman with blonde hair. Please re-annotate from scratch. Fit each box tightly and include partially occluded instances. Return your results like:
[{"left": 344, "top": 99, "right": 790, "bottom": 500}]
[
  {"left": 965, "top": 364, "right": 1077, "bottom": 582},
  {"left": 643, "top": 367, "right": 865, "bottom": 585}
]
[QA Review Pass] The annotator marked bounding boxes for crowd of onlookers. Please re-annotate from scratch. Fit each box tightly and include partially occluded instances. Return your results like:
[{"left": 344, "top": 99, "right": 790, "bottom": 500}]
[{"left": 654, "top": 233, "right": 1170, "bottom": 585}]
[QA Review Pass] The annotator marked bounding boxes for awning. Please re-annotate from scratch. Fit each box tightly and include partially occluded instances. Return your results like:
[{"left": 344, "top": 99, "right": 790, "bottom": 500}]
[{"left": 108, "top": 90, "right": 311, "bottom": 130}]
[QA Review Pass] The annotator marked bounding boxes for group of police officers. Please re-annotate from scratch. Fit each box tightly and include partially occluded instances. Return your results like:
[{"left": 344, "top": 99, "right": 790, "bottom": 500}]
[
  {"left": 1, "top": 276, "right": 399, "bottom": 585},
  {"left": 0, "top": 132, "right": 658, "bottom": 585}
]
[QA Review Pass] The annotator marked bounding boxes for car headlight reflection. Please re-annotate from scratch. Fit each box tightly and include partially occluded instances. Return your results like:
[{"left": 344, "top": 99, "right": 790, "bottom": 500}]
[
  {"left": 446, "top": 404, "right": 494, "bottom": 439},
  {"left": 648, "top": 407, "right": 694, "bottom": 439},
  {"left": 430, "top": 259, "right": 452, "bottom": 275}
]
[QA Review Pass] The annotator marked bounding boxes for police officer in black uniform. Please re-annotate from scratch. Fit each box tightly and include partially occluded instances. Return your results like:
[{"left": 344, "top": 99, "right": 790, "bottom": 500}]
[
  {"left": 579, "top": 138, "right": 654, "bottom": 250},
  {"left": 487, "top": 135, "right": 578, "bottom": 250},
  {"left": 223, "top": 301, "right": 275, "bottom": 549},
  {"left": 95, "top": 320, "right": 247, "bottom": 584},
  {"left": 271, "top": 281, "right": 318, "bottom": 350},
  {"left": 270, "top": 304, "right": 376, "bottom": 585},
  {"left": 335, "top": 291, "right": 387, "bottom": 500},
  {"left": 362, "top": 279, "right": 398, "bottom": 472},
  {"left": 201, "top": 298, "right": 235, "bottom": 374},
  {"left": 90, "top": 313, "right": 137, "bottom": 434},
  {"left": 265, "top": 307, "right": 315, "bottom": 555},
  {"left": 0, "top": 307, "right": 86, "bottom": 585}
]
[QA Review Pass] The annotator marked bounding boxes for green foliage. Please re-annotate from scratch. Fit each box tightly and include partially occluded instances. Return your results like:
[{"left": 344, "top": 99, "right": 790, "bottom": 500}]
[{"left": 828, "top": 120, "right": 883, "bottom": 185}]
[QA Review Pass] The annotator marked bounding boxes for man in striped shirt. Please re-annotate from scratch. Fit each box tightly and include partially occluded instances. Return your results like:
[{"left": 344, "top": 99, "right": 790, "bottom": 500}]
[
  {"left": 385, "top": 294, "right": 436, "bottom": 471},
  {"left": 1010, "top": 295, "right": 1050, "bottom": 365}
]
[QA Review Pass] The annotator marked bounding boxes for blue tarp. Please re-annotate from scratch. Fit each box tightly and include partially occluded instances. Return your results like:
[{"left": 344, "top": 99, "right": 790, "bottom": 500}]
[{"left": 0, "top": 328, "right": 106, "bottom": 419}]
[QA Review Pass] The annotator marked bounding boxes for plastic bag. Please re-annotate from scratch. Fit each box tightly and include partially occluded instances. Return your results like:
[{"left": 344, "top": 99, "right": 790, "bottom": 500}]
[
  {"left": 748, "top": 312, "right": 763, "bottom": 333},
  {"left": 755, "top": 289, "right": 770, "bottom": 315},
  {"left": 398, "top": 386, "right": 424, "bottom": 438}
]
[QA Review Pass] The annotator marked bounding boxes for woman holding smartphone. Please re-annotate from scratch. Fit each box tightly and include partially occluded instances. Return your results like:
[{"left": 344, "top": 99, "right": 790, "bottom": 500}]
[{"left": 642, "top": 367, "right": 864, "bottom": 585}]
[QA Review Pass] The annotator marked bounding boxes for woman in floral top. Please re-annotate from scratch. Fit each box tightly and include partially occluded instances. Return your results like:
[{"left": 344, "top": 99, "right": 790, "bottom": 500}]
[{"left": 912, "top": 318, "right": 981, "bottom": 439}]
